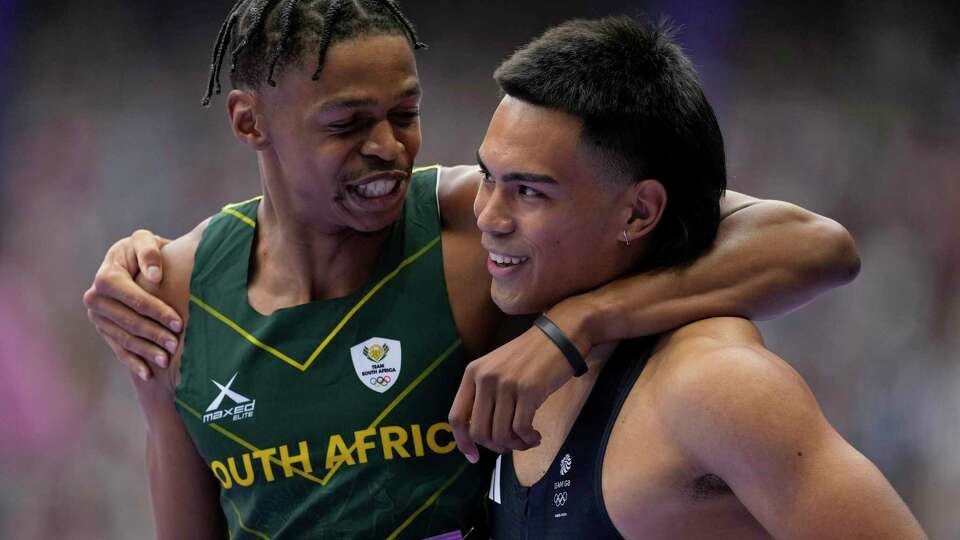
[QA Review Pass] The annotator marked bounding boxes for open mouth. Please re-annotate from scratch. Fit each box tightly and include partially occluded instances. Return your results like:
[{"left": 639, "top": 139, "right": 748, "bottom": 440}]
[
  {"left": 348, "top": 178, "right": 402, "bottom": 199},
  {"left": 488, "top": 251, "right": 529, "bottom": 268}
]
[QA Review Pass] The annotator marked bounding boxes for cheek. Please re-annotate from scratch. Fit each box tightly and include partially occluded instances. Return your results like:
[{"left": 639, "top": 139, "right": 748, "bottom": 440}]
[
  {"left": 527, "top": 217, "right": 609, "bottom": 275},
  {"left": 400, "top": 127, "right": 422, "bottom": 156}
]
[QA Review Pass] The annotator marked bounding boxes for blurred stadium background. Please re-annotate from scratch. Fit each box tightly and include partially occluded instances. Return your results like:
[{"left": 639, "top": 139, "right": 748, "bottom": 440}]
[{"left": 1, "top": 0, "right": 957, "bottom": 537}]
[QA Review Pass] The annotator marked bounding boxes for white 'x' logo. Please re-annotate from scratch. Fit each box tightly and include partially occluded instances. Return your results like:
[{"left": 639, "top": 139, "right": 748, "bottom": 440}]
[{"left": 205, "top": 373, "right": 251, "bottom": 412}]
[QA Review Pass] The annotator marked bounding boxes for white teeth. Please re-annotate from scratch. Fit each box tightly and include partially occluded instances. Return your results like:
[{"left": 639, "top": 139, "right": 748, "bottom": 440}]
[
  {"left": 488, "top": 252, "right": 528, "bottom": 266},
  {"left": 355, "top": 179, "right": 398, "bottom": 198}
]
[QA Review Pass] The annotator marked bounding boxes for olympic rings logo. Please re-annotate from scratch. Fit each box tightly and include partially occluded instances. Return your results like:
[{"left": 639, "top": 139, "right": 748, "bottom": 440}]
[
  {"left": 554, "top": 492, "right": 568, "bottom": 507},
  {"left": 369, "top": 375, "right": 392, "bottom": 387}
]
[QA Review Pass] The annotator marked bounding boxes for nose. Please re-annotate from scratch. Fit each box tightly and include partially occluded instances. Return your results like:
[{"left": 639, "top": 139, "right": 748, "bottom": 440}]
[
  {"left": 474, "top": 182, "right": 515, "bottom": 235},
  {"left": 361, "top": 120, "right": 402, "bottom": 162}
]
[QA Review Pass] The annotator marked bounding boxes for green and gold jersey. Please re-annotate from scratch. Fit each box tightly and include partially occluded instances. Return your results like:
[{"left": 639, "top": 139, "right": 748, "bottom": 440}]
[{"left": 175, "top": 166, "right": 488, "bottom": 539}]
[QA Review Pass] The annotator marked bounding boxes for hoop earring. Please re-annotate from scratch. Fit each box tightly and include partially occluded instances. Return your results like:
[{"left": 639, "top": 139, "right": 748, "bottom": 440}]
[{"left": 623, "top": 229, "right": 630, "bottom": 246}]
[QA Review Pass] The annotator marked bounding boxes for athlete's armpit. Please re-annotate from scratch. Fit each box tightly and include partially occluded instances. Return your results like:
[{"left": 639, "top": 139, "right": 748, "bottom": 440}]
[{"left": 655, "top": 322, "right": 925, "bottom": 539}]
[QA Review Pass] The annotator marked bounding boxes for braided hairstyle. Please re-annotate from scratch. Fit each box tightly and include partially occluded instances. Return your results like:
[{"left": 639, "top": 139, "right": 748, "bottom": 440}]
[{"left": 202, "top": 0, "right": 426, "bottom": 106}]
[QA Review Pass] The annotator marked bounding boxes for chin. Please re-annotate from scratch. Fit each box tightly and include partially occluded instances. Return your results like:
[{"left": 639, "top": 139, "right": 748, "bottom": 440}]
[
  {"left": 353, "top": 208, "right": 405, "bottom": 233},
  {"left": 491, "top": 285, "right": 544, "bottom": 316}
]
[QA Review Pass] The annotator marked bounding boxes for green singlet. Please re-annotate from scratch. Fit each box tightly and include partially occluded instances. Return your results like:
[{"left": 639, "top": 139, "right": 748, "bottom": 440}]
[{"left": 175, "top": 166, "right": 488, "bottom": 539}]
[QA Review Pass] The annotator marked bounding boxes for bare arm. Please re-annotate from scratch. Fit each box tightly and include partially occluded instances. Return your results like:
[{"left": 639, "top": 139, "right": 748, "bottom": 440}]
[
  {"left": 129, "top": 227, "right": 226, "bottom": 539},
  {"left": 132, "top": 375, "right": 225, "bottom": 540},
  {"left": 449, "top": 185, "right": 861, "bottom": 460},
  {"left": 84, "top": 223, "right": 208, "bottom": 377},
  {"left": 549, "top": 190, "right": 860, "bottom": 349},
  {"left": 659, "top": 319, "right": 924, "bottom": 539}
]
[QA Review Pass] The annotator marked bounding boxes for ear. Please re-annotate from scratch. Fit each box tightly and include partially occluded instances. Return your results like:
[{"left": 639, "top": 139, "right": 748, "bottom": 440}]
[
  {"left": 621, "top": 179, "right": 667, "bottom": 244},
  {"left": 226, "top": 89, "right": 270, "bottom": 149}
]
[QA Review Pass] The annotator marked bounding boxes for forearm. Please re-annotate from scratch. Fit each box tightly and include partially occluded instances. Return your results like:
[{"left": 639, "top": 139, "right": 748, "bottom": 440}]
[
  {"left": 550, "top": 198, "right": 860, "bottom": 346},
  {"left": 133, "top": 379, "right": 224, "bottom": 539}
]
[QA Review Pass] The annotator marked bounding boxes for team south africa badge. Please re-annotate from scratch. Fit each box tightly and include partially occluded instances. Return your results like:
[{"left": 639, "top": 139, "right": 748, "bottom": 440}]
[{"left": 350, "top": 337, "right": 402, "bottom": 393}]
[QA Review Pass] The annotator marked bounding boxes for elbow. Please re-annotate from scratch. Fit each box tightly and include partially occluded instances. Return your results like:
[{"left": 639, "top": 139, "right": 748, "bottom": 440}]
[{"left": 808, "top": 217, "right": 861, "bottom": 286}]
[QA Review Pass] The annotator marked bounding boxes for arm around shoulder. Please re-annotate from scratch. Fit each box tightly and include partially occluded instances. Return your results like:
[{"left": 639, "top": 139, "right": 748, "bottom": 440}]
[
  {"left": 656, "top": 319, "right": 924, "bottom": 539},
  {"left": 130, "top": 221, "right": 225, "bottom": 539},
  {"left": 718, "top": 192, "right": 861, "bottom": 314},
  {"left": 545, "top": 191, "right": 861, "bottom": 348},
  {"left": 436, "top": 164, "right": 484, "bottom": 233}
]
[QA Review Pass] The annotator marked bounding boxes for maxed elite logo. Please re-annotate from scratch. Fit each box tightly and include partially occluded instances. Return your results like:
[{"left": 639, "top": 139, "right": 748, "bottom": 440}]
[
  {"left": 351, "top": 337, "right": 401, "bottom": 393},
  {"left": 202, "top": 372, "right": 256, "bottom": 424}
]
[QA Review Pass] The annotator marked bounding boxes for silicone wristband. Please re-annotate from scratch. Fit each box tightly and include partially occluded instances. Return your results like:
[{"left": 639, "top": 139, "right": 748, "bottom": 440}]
[{"left": 534, "top": 314, "right": 588, "bottom": 377}]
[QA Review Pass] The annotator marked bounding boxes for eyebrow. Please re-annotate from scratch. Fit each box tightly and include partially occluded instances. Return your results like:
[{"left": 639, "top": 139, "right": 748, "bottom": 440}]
[
  {"left": 476, "top": 152, "right": 558, "bottom": 184},
  {"left": 315, "top": 84, "right": 422, "bottom": 115}
]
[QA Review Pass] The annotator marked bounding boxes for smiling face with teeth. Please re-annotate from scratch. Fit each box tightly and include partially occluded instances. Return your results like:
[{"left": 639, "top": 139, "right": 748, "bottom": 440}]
[
  {"left": 247, "top": 34, "right": 422, "bottom": 234},
  {"left": 475, "top": 96, "right": 665, "bottom": 315}
]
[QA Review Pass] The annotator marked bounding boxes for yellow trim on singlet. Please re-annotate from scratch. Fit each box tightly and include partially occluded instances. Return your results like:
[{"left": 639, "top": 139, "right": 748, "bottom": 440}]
[
  {"left": 189, "top": 234, "right": 442, "bottom": 372},
  {"left": 320, "top": 338, "right": 463, "bottom": 484},
  {"left": 175, "top": 337, "right": 463, "bottom": 489},
  {"left": 224, "top": 195, "right": 265, "bottom": 209},
  {"left": 175, "top": 398, "right": 329, "bottom": 485},
  {"left": 228, "top": 499, "right": 272, "bottom": 540},
  {"left": 189, "top": 295, "right": 302, "bottom": 369},
  {"left": 368, "top": 338, "right": 462, "bottom": 428},
  {"left": 412, "top": 164, "right": 441, "bottom": 173},
  {"left": 221, "top": 195, "right": 263, "bottom": 229},
  {"left": 222, "top": 208, "right": 257, "bottom": 228},
  {"left": 386, "top": 463, "right": 468, "bottom": 540}
]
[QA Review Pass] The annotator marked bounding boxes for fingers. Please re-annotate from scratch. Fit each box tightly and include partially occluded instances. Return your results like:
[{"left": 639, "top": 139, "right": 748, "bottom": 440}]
[
  {"left": 131, "top": 229, "right": 165, "bottom": 283},
  {"left": 491, "top": 390, "right": 527, "bottom": 452},
  {"left": 84, "top": 287, "right": 178, "bottom": 359},
  {"left": 90, "top": 312, "right": 169, "bottom": 371},
  {"left": 91, "top": 266, "right": 182, "bottom": 334},
  {"left": 451, "top": 359, "right": 546, "bottom": 459},
  {"left": 470, "top": 371, "right": 506, "bottom": 455},
  {"left": 512, "top": 395, "right": 542, "bottom": 449},
  {"left": 449, "top": 370, "right": 479, "bottom": 463},
  {"left": 94, "top": 314, "right": 154, "bottom": 381},
  {"left": 110, "top": 342, "right": 152, "bottom": 382}
]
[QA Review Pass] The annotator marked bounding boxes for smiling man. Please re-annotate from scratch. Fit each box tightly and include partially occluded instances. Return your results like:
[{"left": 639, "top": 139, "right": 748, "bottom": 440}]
[
  {"left": 477, "top": 17, "right": 924, "bottom": 539},
  {"left": 83, "top": 2, "right": 864, "bottom": 539}
]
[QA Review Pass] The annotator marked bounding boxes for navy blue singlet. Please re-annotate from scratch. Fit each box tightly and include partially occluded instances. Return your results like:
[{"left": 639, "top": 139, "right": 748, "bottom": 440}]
[{"left": 488, "top": 338, "right": 656, "bottom": 539}]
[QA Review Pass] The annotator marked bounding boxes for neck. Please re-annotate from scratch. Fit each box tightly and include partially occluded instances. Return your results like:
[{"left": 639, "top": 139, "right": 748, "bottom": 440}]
[{"left": 250, "top": 162, "right": 394, "bottom": 309}]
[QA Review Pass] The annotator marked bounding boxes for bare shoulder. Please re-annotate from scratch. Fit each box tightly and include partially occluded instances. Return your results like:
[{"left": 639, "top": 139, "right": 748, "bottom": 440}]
[
  {"left": 134, "top": 218, "right": 210, "bottom": 391},
  {"left": 137, "top": 219, "right": 209, "bottom": 315},
  {"left": 436, "top": 164, "right": 482, "bottom": 232},
  {"left": 650, "top": 317, "right": 825, "bottom": 466},
  {"left": 652, "top": 317, "right": 813, "bottom": 416},
  {"left": 432, "top": 165, "right": 500, "bottom": 355}
]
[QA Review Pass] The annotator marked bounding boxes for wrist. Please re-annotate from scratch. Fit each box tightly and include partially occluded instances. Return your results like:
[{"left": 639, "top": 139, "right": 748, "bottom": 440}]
[
  {"left": 534, "top": 314, "right": 588, "bottom": 377},
  {"left": 544, "top": 293, "right": 604, "bottom": 357}
]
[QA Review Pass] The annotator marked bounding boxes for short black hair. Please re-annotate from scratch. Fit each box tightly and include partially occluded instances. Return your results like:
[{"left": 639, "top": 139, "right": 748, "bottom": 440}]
[
  {"left": 203, "top": 0, "right": 426, "bottom": 106},
  {"left": 494, "top": 16, "right": 726, "bottom": 272}
]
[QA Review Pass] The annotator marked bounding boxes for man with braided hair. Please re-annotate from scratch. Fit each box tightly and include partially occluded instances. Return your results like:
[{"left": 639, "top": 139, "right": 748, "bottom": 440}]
[{"left": 83, "top": 2, "right": 861, "bottom": 538}]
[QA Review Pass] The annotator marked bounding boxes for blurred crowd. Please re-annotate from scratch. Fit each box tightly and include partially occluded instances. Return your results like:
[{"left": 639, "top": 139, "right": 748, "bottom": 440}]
[{"left": 1, "top": 0, "right": 957, "bottom": 537}]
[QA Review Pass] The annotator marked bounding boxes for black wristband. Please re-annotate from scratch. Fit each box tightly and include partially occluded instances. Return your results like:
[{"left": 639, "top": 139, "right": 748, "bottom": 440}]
[{"left": 534, "top": 314, "right": 588, "bottom": 377}]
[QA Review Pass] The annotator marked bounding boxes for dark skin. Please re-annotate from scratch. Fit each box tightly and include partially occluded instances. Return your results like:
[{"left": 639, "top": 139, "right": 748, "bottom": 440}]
[{"left": 84, "top": 35, "right": 861, "bottom": 488}]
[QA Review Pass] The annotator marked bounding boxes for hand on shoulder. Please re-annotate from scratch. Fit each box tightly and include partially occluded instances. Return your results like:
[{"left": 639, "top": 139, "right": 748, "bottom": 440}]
[{"left": 129, "top": 221, "right": 207, "bottom": 392}]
